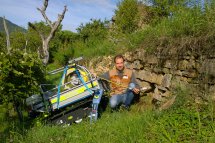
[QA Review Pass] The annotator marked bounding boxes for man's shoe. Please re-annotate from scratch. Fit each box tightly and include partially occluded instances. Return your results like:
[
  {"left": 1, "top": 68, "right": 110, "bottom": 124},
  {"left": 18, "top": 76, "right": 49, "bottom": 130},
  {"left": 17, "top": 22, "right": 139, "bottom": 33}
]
[{"left": 121, "top": 104, "right": 130, "bottom": 111}]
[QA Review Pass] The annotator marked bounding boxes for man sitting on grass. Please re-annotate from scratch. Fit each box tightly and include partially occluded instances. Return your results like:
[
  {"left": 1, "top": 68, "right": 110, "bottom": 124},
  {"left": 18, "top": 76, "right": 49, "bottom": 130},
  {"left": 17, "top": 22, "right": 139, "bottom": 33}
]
[{"left": 99, "top": 54, "right": 140, "bottom": 111}]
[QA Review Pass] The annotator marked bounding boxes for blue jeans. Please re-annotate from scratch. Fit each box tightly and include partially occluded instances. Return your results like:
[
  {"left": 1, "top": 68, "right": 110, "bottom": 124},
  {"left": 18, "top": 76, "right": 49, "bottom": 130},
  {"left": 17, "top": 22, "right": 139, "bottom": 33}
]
[{"left": 109, "top": 89, "right": 134, "bottom": 109}]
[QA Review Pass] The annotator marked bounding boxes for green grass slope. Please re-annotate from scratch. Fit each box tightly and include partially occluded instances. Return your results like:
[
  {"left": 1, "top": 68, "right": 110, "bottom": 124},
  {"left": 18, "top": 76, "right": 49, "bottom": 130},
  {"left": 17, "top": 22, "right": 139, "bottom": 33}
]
[{"left": 5, "top": 86, "right": 215, "bottom": 143}]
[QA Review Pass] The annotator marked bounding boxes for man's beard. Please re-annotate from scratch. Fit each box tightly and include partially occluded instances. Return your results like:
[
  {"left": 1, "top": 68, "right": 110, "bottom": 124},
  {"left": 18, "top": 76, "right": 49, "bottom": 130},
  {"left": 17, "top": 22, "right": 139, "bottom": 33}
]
[{"left": 116, "top": 66, "right": 124, "bottom": 72}]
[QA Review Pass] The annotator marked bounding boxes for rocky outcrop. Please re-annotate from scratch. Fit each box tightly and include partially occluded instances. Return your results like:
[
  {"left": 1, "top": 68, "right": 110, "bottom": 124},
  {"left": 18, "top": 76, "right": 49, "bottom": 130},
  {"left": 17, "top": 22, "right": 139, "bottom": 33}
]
[{"left": 88, "top": 48, "right": 215, "bottom": 110}]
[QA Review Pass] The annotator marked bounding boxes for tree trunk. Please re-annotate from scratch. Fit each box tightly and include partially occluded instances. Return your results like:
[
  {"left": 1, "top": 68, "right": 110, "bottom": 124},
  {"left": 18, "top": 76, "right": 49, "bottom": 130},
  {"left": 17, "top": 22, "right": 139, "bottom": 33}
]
[
  {"left": 42, "top": 41, "right": 49, "bottom": 65},
  {"left": 3, "top": 16, "right": 11, "bottom": 54},
  {"left": 29, "top": 0, "right": 67, "bottom": 65}
]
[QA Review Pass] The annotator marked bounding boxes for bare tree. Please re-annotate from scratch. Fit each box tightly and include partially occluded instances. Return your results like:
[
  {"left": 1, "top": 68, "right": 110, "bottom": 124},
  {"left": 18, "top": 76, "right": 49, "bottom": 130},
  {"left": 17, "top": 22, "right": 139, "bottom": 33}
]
[
  {"left": 29, "top": 0, "right": 67, "bottom": 65},
  {"left": 3, "top": 16, "right": 11, "bottom": 54}
]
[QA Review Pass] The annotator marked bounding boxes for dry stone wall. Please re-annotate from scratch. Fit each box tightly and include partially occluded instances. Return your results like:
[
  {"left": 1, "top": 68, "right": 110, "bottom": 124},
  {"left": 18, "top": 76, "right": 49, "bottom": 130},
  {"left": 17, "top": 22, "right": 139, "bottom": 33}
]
[{"left": 88, "top": 48, "right": 215, "bottom": 110}]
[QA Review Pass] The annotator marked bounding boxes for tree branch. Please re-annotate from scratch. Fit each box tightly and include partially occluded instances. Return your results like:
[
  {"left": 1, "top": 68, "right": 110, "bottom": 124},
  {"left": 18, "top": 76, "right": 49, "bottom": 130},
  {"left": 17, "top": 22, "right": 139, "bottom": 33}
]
[
  {"left": 28, "top": 22, "right": 45, "bottom": 40},
  {"left": 41, "top": 0, "right": 48, "bottom": 11},
  {"left": 37, "top": 0, "right": 52, "bottom": 27},
  {"left": 47, "top": 5, "right": 67, "bottom": 43}
]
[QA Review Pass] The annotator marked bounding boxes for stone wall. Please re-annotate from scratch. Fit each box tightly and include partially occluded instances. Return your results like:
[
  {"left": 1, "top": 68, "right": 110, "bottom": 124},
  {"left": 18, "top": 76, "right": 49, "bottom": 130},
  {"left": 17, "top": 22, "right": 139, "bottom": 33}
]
[{"left": 88, "top": 48, "right": 215, "bottom": 110}]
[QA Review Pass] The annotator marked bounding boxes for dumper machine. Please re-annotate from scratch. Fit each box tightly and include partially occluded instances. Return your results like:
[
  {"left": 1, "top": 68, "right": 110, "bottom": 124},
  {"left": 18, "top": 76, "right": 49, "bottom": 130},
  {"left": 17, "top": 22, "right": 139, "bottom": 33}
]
[{"left": 26, "top": 57, "right": 104, "bottom": 125}]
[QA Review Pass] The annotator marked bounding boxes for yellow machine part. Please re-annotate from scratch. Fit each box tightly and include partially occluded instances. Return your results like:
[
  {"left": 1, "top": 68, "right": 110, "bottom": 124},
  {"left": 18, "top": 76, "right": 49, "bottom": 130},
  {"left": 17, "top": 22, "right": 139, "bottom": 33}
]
[
  {"left": 50, "top": 81, "right": 99, "bottom": 104},
  {"left": 62, "top": 67, "right": 89, "bottom": 89}
]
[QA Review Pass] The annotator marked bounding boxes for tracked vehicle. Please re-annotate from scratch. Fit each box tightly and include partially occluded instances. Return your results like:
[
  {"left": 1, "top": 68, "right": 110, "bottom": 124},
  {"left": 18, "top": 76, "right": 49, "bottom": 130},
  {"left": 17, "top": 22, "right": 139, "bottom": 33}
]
[{"left": 26, "top": 57, "right": 104, "bottom": 124}]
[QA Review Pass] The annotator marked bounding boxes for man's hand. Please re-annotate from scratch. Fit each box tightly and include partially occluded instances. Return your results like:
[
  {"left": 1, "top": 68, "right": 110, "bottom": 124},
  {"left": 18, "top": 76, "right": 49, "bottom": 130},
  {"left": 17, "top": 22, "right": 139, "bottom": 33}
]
[
  {"left": 90, "top": 69, "right": 97, "bottom": 77},
  {"left": 133, "top": 88, "right": 140, "bottom": 94}
]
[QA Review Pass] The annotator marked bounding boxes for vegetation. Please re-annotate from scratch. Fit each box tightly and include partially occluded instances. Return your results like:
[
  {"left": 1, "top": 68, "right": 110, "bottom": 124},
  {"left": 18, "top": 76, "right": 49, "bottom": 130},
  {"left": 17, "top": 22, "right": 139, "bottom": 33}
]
[
  {"left": 3, "top": 85, "right": 215, "bottom": 143},
  {"left": 114, "top": 0, "right": 139, "bottom": 34},
  {"left": 1, "top": 0, "right": 215, "bottom": 142}
]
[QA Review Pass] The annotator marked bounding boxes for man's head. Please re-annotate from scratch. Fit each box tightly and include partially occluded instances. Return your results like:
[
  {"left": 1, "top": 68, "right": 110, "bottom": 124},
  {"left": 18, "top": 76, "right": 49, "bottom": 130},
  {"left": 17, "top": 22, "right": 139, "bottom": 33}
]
[{"left": 114, "top": 54, "right": 125, "bottom": 71}]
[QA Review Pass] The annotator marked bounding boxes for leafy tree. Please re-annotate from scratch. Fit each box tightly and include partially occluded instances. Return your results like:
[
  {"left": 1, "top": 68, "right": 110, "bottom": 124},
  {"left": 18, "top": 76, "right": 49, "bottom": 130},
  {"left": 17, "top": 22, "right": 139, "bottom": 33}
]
[
  {"left": 10, "top": 31, "right": 26, "bottom": 51},
  {"left": 51, "top": 30, "right": 78, "bottom": 65},
  {"left": 148, "top": 0, "right": 188, "bottom": 20},
  {"left": 26, "top": 24, "right": 42, "bottom": 53},
  {"left": 0, "top": 49, "right": 45, "bottom": 120},
  {"left": 114, "top": 0, "right": 139, "bottom": 34},
  {"left": 77, "top": 19, "right": 109, "bottom": 42},
  {"left": 0, "top": 32, "right": 6, "bottom": 52}
]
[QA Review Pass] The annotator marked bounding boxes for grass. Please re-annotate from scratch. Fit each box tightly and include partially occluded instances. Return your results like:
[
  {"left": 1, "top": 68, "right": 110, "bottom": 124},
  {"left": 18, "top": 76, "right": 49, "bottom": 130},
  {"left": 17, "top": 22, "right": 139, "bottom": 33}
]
[
  {"left": 126, "top": 5, "right": 215, "bottom": 55},
  {"left": 3, "top": 84, "right": 215, "bottom": 143},
  {"left": 1, "top": 79, "right": 215, "bottom": 143},
  {"left": 7, "top": 108, "right": 215, "bottom": 143}
]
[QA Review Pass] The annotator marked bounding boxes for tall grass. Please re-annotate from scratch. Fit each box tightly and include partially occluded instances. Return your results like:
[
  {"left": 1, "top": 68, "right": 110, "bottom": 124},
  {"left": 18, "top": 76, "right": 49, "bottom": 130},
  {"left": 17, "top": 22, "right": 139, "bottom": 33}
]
[
  {"left": 8, "top": 84, "right": 215, "bottom": 143},
  {"left": 127, "top": 5, "right": 215, "bottom": 54},
  {"left": 72, "top": 39, "right": 116, "bottom": 60}
]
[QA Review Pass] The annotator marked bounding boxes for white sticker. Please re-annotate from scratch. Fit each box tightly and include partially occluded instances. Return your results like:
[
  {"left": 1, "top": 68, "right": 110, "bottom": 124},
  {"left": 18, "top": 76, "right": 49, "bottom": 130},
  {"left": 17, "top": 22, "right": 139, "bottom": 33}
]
[{"left": 123, "top": 75, "right": 128, "bottom": 79}]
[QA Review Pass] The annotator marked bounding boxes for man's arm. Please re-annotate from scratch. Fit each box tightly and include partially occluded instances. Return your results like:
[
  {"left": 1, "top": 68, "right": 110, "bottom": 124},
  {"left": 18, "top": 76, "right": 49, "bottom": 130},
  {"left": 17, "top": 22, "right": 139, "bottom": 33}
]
[
  {"left": 98, "top": 71, "right": 110, "bottom": 91},
  {"left": 131, "top": 72, "right": 140, "bottom": 89},
  {"left": 99, "top": 71, "right": 110, "bottom": 81},
  {"left": 131, "top": 72, "right": 140, "bottom": 94}
]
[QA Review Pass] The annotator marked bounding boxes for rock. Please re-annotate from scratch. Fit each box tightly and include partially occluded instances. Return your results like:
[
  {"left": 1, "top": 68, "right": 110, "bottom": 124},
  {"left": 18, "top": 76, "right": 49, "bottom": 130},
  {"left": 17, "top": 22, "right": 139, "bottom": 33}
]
[
  {"left": 161, "top": 90, "right": 171, "bottom": 97},
  {"left": 181, "top": 70, "right": 197, "bottom": 78},
  {"left": 200, "top": 59, "right": 215, "bottom": 77},
  {"left": 161, "top": 74, "right": 172, "bottom": 89},
  {"left": 187, "top": 58, "right": 196, "bottom": 69},
  {"left": 163, "top": 68, "right": 170, "bottom": 74},
  {"left": 209, "top": 85, "right": 215, "bottom": 101},
  {"left": 175, "top": 76, "right": 192, "bottom": 83},
  {"left": 164, "top": 60, "right": 176, "bottom": 69},
  {"left": 146, "top": 54, "right": 158, "bottom": 65},
  {"left": 134, "top": 48, "right": 146, "bottom": 61},
  {"left": 125, "top": 62, "right": 134, "bottom": 69},
  {"left": 124, "top": 52, "right": 133, "bottom": 62},
  {"left": 137, "top": 80, "right": 152, "bottom": 93},
  {"left": 173, "top": 70, "right": 182, "bottom": 76},
  {"left": 159, "top": 95, "right": 176, "bottom": 111},
  {"left": 178, "top": 60, "right": 189, "bottom": 70},
  {"left": 136, "top": 70, "right": 163, "bottom": 85},
  {"left": 153, "top": 67, "right": 163, "bottom": 74},
  {"left": 152, "top": 86, "right": 163, "bottom": 101},
  {"left": 133, "top": 60, "right": 143, "bottom": 70},
  {"left": 126, "top": 60, "right": 143, "bottom": 70},
  {"left": 157, "top": 86, "right": 168, "bottom": 92}
]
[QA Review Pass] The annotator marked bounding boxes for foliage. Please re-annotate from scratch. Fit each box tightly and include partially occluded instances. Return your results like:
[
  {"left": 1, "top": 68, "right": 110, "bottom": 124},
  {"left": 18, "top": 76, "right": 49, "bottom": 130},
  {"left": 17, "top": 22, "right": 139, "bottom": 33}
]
[
  {"left": 10, "top": 31, "right": 27, "bottom": 50},
  {"left": 4, "top": 83, "right": 214, "bottom": 143},
  {"left": 126, "top": 1, "right": 215, "bottom": 55},
  {"left": 28, "top": 21, "right": 52, "bottom": 38},
  {"left": 10, "top": 95, "right": 215, "bottom": 143},
  {"left": 72, "top": 38, "right": 115, "bottom": 59},
  {"left": 0, "top": 32, "right": 6, "bottom": 52},
  {"left": 149, "top": 0, "right": 186, "bottom": 17},
  {"left": 77, "top": 19, "right": 109, "bottom": 42},
  {"left": 0, "top": 49, "right": 45, "bottom": 104},
  {"left": 26, "top": 25, "right": 42, "bottom": 52},
  {"left": 114, "top": 0, "right": 139, "bottom": 34},
  {"left": 51, "top": 30, "right": 78, "bottom": 65}
]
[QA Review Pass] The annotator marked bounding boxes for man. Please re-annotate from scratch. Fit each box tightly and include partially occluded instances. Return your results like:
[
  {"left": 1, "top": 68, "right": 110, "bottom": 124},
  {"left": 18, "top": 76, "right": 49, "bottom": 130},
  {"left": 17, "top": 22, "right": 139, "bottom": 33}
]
[{"left": 100, "top": 54, "right": 140, "bottom": 111}]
